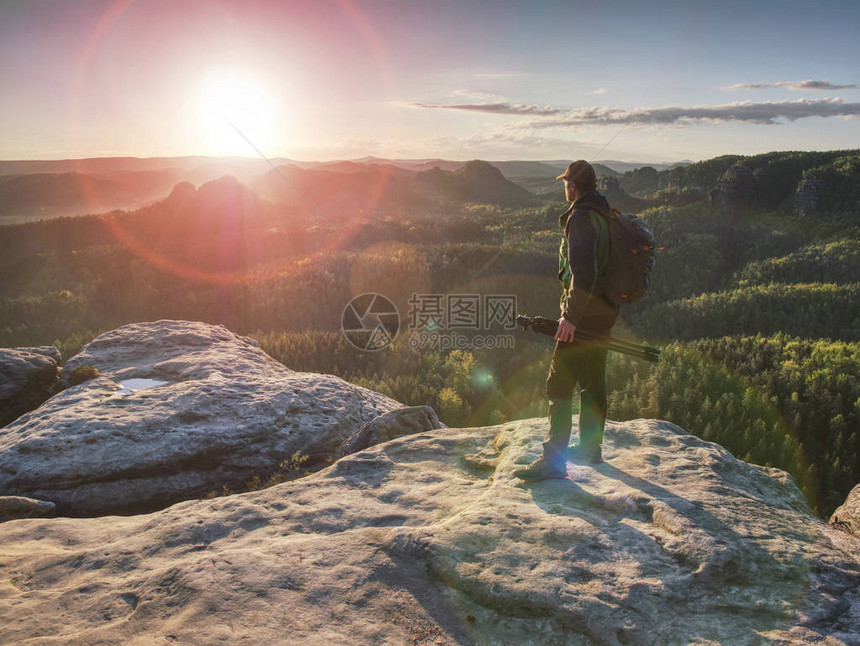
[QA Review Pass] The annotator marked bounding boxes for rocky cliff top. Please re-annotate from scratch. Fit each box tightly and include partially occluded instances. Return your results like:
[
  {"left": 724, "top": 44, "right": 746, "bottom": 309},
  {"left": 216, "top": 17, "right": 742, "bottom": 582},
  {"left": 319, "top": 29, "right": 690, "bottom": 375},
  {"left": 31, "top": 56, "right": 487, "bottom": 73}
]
[
  {"left": 0, "top": 321, "right": 404, "bottom": 516},
  {"left": 1, "top": 415, "right": 858, "bottom": 644},
  {"left": 1, "top": 320, "right": 859, "bottom": 644}
]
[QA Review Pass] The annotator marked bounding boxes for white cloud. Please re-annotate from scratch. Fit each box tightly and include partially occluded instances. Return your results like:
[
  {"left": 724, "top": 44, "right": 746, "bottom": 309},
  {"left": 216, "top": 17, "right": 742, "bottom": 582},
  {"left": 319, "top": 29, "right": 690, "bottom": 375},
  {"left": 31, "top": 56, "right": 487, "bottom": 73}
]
[
  {"left": 526, "top": 98, "right": 860, "bottom": 127},
  {"left": 413, "top": 96, "right": 860, "bottom": 127},
  {"left": 589, "top": 88, "right": 607, "bottom": 95},
  {"left": 721, "top": 80, "right": 858, "bottom": 91},
  {"left": 409, "top": 101, "right": 563, "bottom": 116}
]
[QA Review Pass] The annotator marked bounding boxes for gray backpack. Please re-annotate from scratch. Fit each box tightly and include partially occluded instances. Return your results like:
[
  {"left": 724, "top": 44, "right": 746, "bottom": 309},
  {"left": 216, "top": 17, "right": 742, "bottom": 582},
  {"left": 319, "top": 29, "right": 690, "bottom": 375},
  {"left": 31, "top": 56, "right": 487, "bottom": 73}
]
[{"left": 599, "top": 208, "right": 656, "bottom": 305}]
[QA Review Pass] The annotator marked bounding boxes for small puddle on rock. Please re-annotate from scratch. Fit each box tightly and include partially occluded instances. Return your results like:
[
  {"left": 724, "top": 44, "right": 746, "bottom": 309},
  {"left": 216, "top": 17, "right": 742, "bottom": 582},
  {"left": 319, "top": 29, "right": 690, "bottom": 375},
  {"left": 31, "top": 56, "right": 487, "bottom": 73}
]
[{"left": 115, "top": 378, "right": 169, "bottom": 396}]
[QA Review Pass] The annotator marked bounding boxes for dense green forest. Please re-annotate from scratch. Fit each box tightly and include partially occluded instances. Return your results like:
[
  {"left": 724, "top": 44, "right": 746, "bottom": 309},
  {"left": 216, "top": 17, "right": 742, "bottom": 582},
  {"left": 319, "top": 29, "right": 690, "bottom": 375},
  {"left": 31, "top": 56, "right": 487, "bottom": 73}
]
[
  {"left": 627, "top": 150, "right": 860, "bottom": 210},
  {"left": 1, "top": 154, "right": 858, "bottom": 516}
]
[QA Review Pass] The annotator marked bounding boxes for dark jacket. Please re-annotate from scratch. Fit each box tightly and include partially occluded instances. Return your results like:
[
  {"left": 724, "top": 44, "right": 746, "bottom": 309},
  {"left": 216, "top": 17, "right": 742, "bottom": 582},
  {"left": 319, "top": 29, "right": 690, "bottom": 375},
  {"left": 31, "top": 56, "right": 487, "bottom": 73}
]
[{"left": 558, "top": 189, "right": 617, "bottom": 326}]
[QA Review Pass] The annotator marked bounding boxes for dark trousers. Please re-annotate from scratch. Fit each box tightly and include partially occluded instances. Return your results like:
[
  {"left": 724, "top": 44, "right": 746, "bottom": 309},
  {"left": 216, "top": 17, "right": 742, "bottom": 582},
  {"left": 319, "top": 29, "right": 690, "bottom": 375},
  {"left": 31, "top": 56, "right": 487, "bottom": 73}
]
[{"left": 543, "top": 311, "right": 616, "bottom": 465}]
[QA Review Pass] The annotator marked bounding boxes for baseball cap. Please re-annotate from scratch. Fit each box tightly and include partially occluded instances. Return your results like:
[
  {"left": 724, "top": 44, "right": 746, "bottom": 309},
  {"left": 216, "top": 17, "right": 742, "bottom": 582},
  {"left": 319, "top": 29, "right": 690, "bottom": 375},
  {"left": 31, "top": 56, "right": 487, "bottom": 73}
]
[{"left": 556, "top": 160, "right": 596, "bottom": 188}]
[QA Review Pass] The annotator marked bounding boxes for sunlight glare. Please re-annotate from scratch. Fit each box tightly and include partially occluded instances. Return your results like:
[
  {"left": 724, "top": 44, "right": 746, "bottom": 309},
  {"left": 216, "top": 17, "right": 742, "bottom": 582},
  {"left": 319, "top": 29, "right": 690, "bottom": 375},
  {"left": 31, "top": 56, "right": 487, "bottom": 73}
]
[{"left": 197, "top": 70, "right": 276, "bottom": 155}]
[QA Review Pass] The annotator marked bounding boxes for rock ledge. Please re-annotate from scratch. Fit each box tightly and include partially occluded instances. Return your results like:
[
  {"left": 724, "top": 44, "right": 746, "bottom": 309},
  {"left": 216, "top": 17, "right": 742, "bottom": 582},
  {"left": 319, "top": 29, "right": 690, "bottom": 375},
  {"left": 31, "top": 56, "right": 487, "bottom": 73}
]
[{"left": 1, "top": 418, "right": 858, "bottom": 645}]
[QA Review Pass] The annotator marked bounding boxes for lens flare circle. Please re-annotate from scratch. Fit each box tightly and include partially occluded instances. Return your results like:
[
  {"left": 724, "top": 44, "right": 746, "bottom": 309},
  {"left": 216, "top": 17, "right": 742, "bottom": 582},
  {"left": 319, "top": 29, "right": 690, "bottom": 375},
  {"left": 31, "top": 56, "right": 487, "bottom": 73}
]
[{"left": 69, "top": 0, "right": 395, "bottom": 285}]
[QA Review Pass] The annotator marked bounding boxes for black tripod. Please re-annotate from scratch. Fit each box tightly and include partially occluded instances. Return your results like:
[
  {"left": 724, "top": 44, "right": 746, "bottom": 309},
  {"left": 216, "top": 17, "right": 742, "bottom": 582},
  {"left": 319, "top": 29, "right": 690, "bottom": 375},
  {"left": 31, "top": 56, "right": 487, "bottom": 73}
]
[{"left": 517, "top": 314, "right": 661, "bottom": 363}]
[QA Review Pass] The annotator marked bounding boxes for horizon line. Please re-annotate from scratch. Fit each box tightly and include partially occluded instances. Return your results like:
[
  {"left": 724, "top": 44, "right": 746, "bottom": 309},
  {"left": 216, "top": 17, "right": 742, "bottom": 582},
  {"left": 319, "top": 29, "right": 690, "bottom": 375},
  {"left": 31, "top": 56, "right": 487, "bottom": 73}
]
[{"left": 2, "top": 148, "right": 855, "bottom": 166}]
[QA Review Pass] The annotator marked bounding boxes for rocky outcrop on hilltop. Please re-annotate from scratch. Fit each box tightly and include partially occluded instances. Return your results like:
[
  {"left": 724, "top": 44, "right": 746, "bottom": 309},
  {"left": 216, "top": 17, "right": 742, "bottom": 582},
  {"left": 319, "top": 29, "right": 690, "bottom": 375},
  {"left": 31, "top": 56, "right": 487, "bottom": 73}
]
[
  {"left": 0, "top": 321, "right": 405, "bottom": 516},
  {"left": 710, "top": 165, "right": 754, "bottom": 209},
  {"left": 831, "top": 484, "right": 860, "bottom": 536},
  {"left": 414, "top": 160, "right": 537, "bottom": 205},
  {"left": 794, "top": 157, "right": 860, "bottom": 218},
  {"left": 794, "top": 177, "right": 828, "bottom": 218},
  {"left": 0, "top": 346, "right": 61, "bottom": 427},
  {"left": 597, "top": 176, "right": 649, "bottom": 212},
  {"left": 163, "top": 179, "right": 197, "bottom": 206},
  {"left": 598, "top": 175, "right": 620, "bottom": 191},
  {"left": 0, "top": 418, "right": 858, "bottom": 645},
  {"left": 193, "top": 175, "right": 263, "bottom": 217}
]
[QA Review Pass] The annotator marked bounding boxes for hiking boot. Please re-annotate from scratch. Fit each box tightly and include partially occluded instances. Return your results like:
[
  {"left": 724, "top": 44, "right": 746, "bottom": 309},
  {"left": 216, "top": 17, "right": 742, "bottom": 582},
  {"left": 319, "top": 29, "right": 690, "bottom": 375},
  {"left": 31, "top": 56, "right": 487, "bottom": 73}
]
[
  {"left": 566, "top": 443, "right": 603, "bottom": 464},
  {"left": 513, "top": 457, "right": 567, "bottom": 481}
]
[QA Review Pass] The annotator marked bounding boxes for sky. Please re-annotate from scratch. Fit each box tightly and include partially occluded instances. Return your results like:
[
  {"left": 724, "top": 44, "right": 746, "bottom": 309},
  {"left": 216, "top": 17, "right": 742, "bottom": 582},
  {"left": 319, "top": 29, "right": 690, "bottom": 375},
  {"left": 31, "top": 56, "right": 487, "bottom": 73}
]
[{"left": 1, "top": 0, "right": 859, "bottom": 163}]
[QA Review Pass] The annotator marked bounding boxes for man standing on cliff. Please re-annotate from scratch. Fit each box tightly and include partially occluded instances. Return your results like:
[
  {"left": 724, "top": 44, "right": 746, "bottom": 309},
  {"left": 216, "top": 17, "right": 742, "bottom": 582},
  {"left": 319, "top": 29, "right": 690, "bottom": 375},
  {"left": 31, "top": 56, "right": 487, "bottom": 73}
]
[{"left": 515, "top": 160, "right": 619, "bottom": 481}]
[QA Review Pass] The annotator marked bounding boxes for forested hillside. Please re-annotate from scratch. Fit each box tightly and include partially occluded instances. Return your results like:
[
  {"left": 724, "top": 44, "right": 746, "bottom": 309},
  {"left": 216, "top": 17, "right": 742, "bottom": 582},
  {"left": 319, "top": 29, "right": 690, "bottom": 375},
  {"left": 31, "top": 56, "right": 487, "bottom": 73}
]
[
  {"left": 1, "top": 153, "right": 857, "bottom": 516},
  {"left": 618, "top": 150, "right": 860, "bottom": 215}
]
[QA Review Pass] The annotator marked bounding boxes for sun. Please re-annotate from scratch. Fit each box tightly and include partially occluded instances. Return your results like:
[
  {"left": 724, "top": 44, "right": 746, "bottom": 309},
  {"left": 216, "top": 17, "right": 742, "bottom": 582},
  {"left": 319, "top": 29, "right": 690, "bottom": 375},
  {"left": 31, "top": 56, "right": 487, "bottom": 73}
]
[{"left": 196, "top": 69, "right": 276, "bottom": 156}]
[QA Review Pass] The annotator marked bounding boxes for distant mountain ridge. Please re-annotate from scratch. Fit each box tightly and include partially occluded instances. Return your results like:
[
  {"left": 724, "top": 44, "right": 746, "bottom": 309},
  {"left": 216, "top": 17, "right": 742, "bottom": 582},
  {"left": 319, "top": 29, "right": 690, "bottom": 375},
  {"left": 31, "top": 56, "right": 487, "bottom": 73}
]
[
  {"left": 0, "top": 170, "right": 182, "bottom": 222},
  {"left": 0, "top": 156, "right": 543, "bottom": 222},
  {"left": 2, "top": 152, "right": 853, "bottom": 224},
  {"left": 251, "top": 159, "right": 537, "bottom": 211},
  {"left": 596, "top": 159, "right": 693, "bottom": 174},
  {"left": 0, "top": 156, "right": 692, "bottom": 181},
  {"left": 0, "top": 156, "right": 296, "bottom": 177},
  {"left": 415, "top": 160, "right": 536, "bottom": 204}
]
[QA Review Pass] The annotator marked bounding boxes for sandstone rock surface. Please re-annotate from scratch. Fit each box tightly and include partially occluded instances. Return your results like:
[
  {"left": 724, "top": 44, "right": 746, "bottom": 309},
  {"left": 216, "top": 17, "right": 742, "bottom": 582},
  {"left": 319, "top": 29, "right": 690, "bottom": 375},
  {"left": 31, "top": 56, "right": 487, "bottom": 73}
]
[
  {"left": 711, "top": 165, "right": 754, "bottom": 209},
  {"left": 339, "top": 404, "right": 445, "bottom": 456},
  {"left": 1, "top": 419, "right": 858, "bottom": 645},
  {"left": 0, "top": 321, "right": 404, "bottom": 516},
  {"left": 0, "top": 495, "right": 55, "bottom": 523},
  {"left": 0, "top": 346, "right": 61, "bottom": 427},
  {"left": 831, "top": 484, "right": 860, "bottom": 536},
  {"left": 795, "top": 177, "right": 828, "bottom": 218}
]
